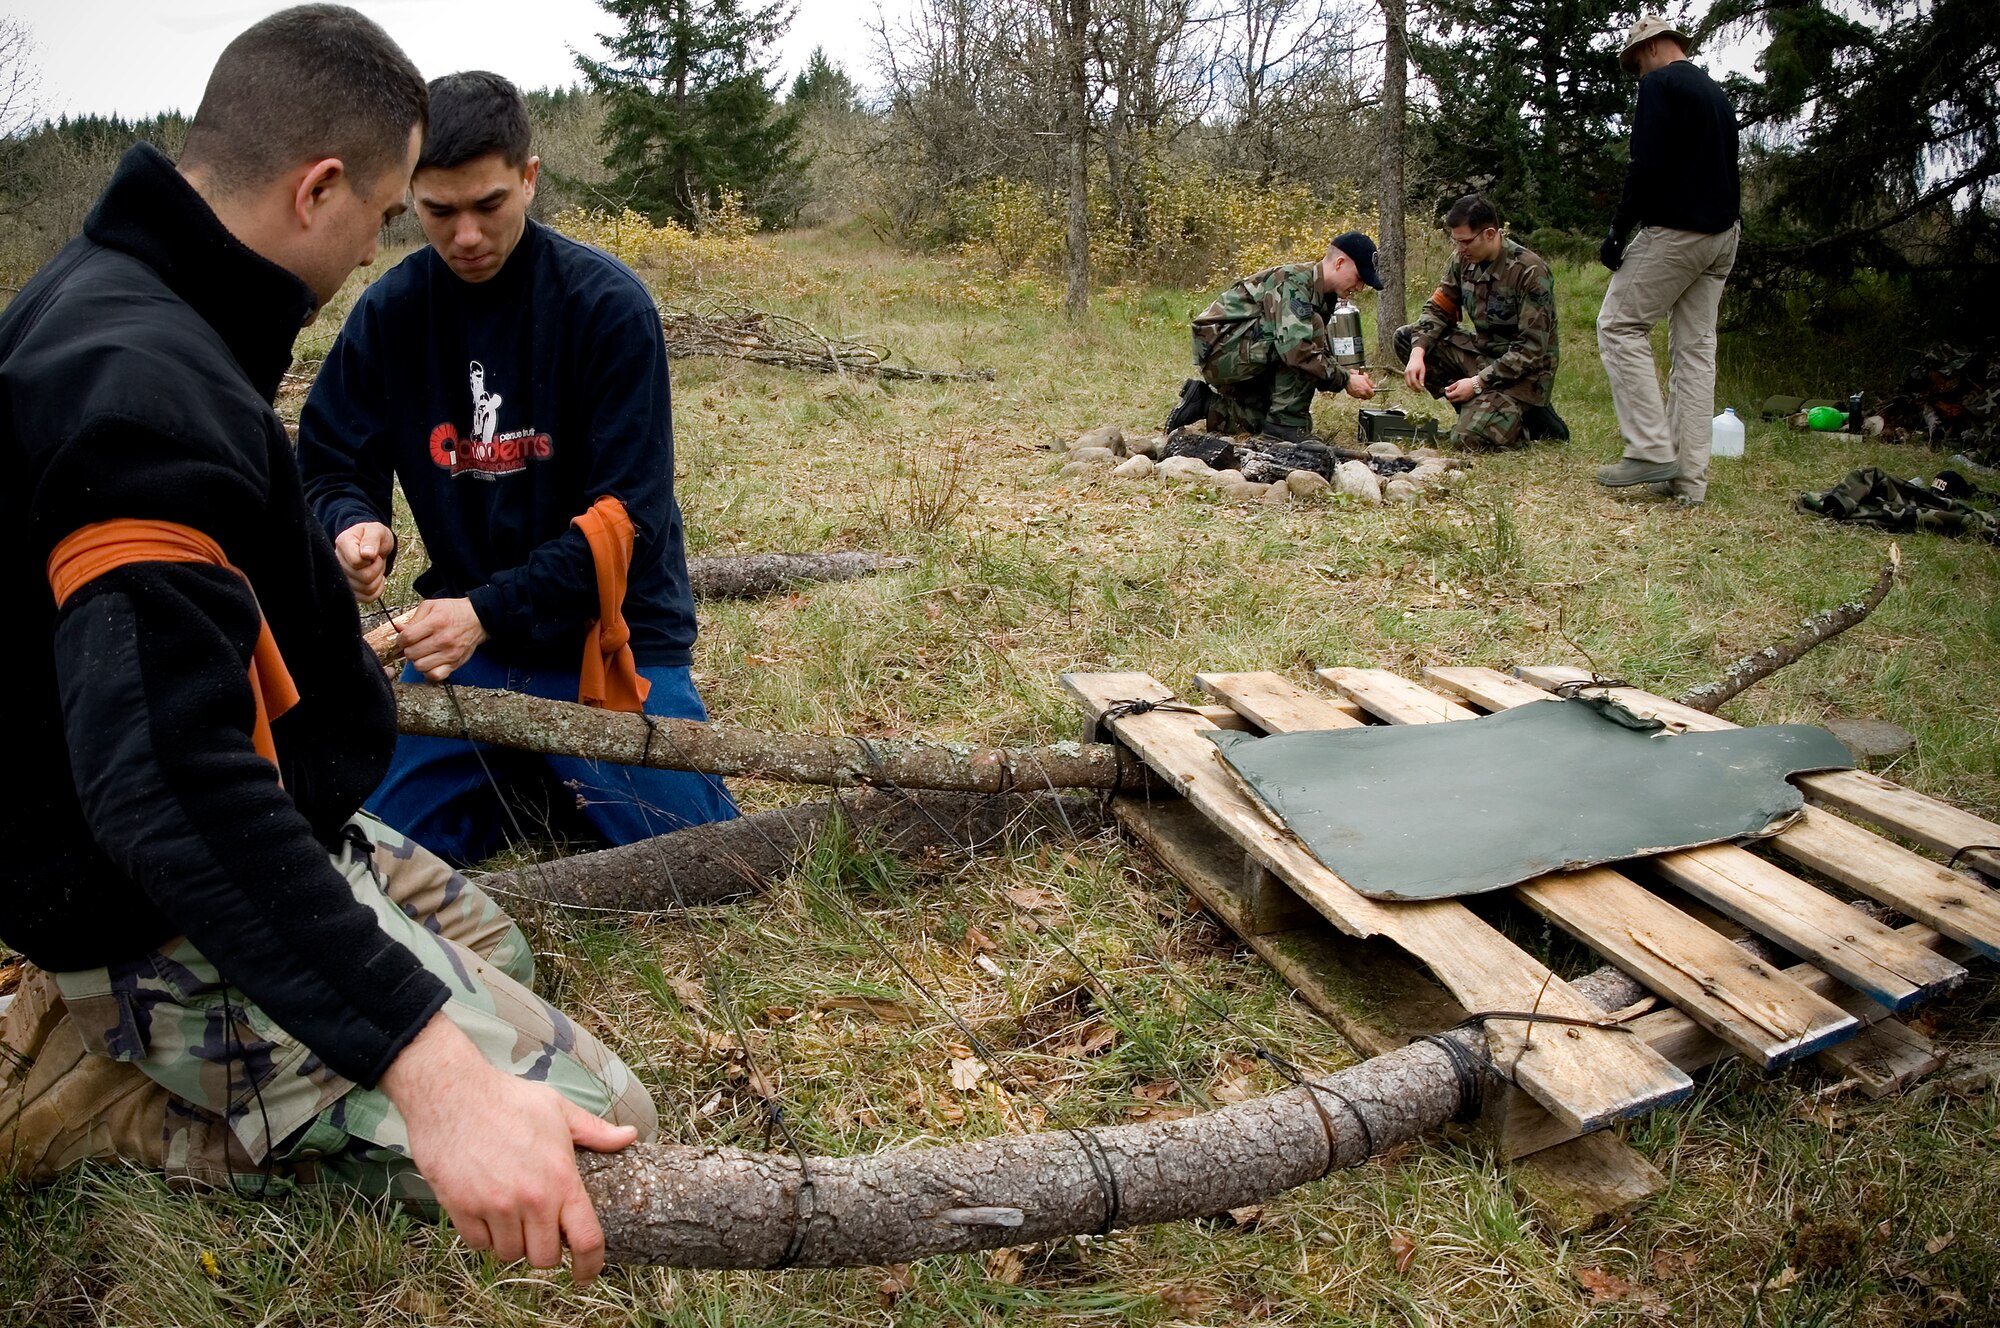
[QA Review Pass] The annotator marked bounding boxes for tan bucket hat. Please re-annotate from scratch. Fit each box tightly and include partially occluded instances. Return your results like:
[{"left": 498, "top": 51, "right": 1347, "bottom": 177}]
[{"left": 1619, "top": 14, "right": 1690, "bottom": 75}]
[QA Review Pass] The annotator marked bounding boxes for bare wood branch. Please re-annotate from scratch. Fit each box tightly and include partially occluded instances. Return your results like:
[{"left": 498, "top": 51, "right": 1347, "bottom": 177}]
[
  {"left": 480, "top": 789, "right": 1103, "bottom": 910},
  {"left": 1676, "top": 547, "right": 1900, "bottom": 714},
  {"left": 661, "top": 300, "right": 994, "bottom": 381},
  {"left": 586, "top": 1030, "right": 1479, "bottom": 1267},
  {"left": 394, "top": 683, "right": 1148, "bottom": 792}
]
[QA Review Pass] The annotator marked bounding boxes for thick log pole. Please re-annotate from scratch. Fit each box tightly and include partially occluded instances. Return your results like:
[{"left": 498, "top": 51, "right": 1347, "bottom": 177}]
[
  {"left": 395, "top": 683, "right": 1143, "bottom": 793},
  {"left": 584, "top": 1031, "right": 1479, "bottom": 1267},
  {"left": 481, "top": 790, "right": 1104, "bottom": 910}
]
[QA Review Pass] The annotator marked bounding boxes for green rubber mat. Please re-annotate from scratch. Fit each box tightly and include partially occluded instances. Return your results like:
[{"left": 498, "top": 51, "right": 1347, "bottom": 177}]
[{"left": 1205, "top": 696, "right": 1853, "bottom": 900}]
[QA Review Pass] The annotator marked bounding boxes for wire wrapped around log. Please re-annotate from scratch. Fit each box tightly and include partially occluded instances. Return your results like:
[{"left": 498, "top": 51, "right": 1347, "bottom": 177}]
[
  {"left": 583, "top": 1030, "right": 1482, "bottom": 1267},
  {"left": 395, "top": 683, "right": 1150, "bottom": 793}
]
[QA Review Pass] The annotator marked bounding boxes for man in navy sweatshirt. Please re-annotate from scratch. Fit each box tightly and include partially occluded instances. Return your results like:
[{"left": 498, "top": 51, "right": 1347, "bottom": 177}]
[
  {"left": 301, "top": 71, "right": 737, "bottom": 865},
  {"left": 1592, "top": 15, "right": 1741, "bottom": 504}
]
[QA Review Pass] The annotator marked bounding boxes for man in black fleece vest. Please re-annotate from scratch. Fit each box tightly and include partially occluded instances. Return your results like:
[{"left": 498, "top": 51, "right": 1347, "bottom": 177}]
[
  {"left": 300, "top": 71, "right": 737, "bottom": 867},
  {"left": 1593, "top": 14, "right": 1741, "bottom": 504},
  {"left": 0, "top": 6, "right": 650, "bottom": 1286}
]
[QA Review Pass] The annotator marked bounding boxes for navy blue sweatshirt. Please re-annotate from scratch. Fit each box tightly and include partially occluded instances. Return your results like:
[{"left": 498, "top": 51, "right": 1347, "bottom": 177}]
[
  {"left": 1610, "top": 60, "right": 1741, "bottom": 239},
  {"left": 0, "top": 145, "right": 447, "bottom": 1088},
  {"left": 300, "top": 220, "right": 696, "bottom": 668}
]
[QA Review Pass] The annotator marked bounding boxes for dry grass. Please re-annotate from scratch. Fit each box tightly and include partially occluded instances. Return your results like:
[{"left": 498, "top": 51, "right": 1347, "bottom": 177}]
[{"left": 3, "top": 221, "right": 1998, "bottom": 1327}]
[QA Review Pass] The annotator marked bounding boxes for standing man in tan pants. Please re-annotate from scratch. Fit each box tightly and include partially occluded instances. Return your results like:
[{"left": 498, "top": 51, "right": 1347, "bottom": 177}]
[{"left": 1593, "top": 15, "right": 1741, "bottom": 505}]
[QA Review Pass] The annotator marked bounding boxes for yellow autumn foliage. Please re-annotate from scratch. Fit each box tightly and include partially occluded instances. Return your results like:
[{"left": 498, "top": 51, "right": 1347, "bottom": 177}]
[
  {"left": 550, "top": 193, "right": 814, "bottom": 293},
  {"left": 946, "top": 161, "right": 1369, "bottom": 290}
]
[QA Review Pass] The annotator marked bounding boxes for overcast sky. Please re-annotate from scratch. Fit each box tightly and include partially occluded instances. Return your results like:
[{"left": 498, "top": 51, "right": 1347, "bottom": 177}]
[{"left": 2, "top": 0, "right": 888, "bottom": 123}]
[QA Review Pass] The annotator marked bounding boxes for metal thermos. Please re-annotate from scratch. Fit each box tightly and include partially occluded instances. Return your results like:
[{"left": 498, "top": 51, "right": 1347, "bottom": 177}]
[{"left": 1329, "top": 299, "right": 1365, "bottom": 368}]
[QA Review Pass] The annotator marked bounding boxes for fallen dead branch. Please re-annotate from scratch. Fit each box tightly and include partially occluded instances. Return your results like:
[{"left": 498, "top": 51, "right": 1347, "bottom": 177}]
[
  {"left": 367, "top": 552, "right": 911, "bottom": 665},
  {"left": 662, "top": 299, "right": 994, "bottom": 382},
  {"left": 1677, "top": 547, "right": 1900, "bottom": 714},
  {"left": 395, "top": 683, "right": 1147, "bottom": 792},
  {"left": 584, "top": 1029, "right": 1479, "bottom": 1266},
  {"left": 480, "top": 789, "right": 1102, "bottom": 910}
]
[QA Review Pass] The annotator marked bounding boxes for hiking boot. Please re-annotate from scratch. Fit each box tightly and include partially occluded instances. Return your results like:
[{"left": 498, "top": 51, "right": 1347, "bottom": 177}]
[
  {"left": 1596, "top": 457, "right": 1680, "bottom": 488},
  {"left": 1522, "top": 404, "right": 1570, "bottom": 442},
  {"left": 1259, "top": 422, "right": 1319, "bottom": 444},
  {"left": 1164, "top": 379, "right": 1211, "bottom": 431}
]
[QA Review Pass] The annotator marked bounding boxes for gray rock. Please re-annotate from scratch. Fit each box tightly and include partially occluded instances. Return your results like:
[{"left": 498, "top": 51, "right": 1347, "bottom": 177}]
[
  {"left": 1209, "top": 468, "right": 1246, "bottom": 488},
  {"left": 1260, "top": 482, "right": 1292, "bottom": 506},
  {"left": 1074, "top": 426, "right": 1123, "bottom": 452},
  {"left": 1407, "top": 460, "right": 1448, "bottom": 484},
  {"left": 1286, "top": 470, "right": 1332, "bottom": 497},
  {"left": 1111, "top": 454, "right": 1155, "bottom": 479},
  {"left": 1823, "top": 717, "right": 1916, "bottom": 761},
  {"left": 1068, "top": 446, "right": 1117, "bottom": 466},
  {"left": 1157, "top": 455, "right": 1216, "bottom": 481},
  {"left": 1366, "top": 440, "right": 1405, "bottom": 460},
  {"left": 1409, "top": 446, "right": 1445, "bottom": 460},
  {"left": 1334, "top": 460, "right": 1382, "bottom": 504},
  {"left": 1125, "top": 433, "right": 1165, "bottom": 459},
  {"left": 1385, "top": 478, "right": 1420, "bottom": 505}
]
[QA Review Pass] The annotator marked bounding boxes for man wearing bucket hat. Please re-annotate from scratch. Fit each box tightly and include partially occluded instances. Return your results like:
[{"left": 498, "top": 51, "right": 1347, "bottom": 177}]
[
  {"left": 1593, "top": 14, "right": 1741, "bottom": 504},
  {"left": 1166, "top": 232, "right": 1381, "bottom": 442}
]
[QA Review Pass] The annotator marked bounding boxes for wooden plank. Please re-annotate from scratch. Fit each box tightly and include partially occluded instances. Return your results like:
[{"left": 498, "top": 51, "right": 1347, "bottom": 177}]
[
  {"left": 1426, "top": 667, "right": 1967, "bottom": 1010},
  {"left": 1515, "top": 665, "right": 2000, "bottom": 879},
  {"left": 1114, "top": 793, "right": 1666, "bottom": 1226},
  {"left": 1061, "top": 671, "right": 1692, "bottom": 1135},
  {"left": 1816, "top": 1018, "right": 1944, "bottom": 1100},
  {"left": 1317, "top": 666, "right": 1481, "bottom": 722},
  {"left": 1420, "top": 665, "right": 1556, "bottom": 713},
  {"left": 1194, "top": 671, "right": 1370, "bottom": 732},
  {"left": 1772, "top": 810, "right": 2000, "bottom": 964},
  {"left": 1298, "top": 671, "right": 1863, "bottom": 1068}
]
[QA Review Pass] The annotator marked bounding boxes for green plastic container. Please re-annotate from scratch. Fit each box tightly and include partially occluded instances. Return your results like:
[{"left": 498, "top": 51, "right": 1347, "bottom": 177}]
[{"left": 1806, "top": 405, "right": 1848, "bottom": 431}]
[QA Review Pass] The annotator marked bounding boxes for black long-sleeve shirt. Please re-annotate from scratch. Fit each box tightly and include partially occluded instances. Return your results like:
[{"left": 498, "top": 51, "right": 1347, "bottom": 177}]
[
  {"left": 0, "top": 145, "right": 449, "bottom": 1087},
  {"left": 299, "top": 221, "right": 697, "bottom": 669},
  {"left": 1610, "top": 60, "right": 1741, "bottom": 238}
]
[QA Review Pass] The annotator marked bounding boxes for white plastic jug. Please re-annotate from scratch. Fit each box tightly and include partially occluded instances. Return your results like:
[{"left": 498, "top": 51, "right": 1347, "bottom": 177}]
[{"left": 1711, "top": 407, "right": 1745, "bottom": 459}]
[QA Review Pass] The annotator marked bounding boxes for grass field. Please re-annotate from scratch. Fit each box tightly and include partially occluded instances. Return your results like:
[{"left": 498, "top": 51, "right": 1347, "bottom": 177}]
[{"left": 4, "top": 223, "right": 1997, "bottom": 1326}]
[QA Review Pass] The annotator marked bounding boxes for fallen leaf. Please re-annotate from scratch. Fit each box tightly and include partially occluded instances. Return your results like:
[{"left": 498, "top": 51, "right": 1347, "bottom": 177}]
[
  {"left": 1765, "top": 1265, "right": 1800, "bottom": 1291},
  {"left": 1157, "top": 1285, "right": 1215, "bottom": 1311},
  {"left": 984, "top": 1247, "right": 1024, "bottom": 1284},
  {"left": 813, "top": 995, "right": 919, "bottom": 1024},
  {"left": 1925, "top": 1234, "right": 1956, "bottom": 1256},
  {"left": 744, "top": 653, "right": 781, "bottom": 665},
  {"left": 1576, "top": 1267, "right": 1634, "bottom": 1303},
  {"left": 950, "top": 1056, "right": 989, "bottom": 1092},
  {"left": 1651, "top": 1249, "right": 1695, "bottom": 1280},
  {"left": 974, "top": 954, "right": 1008, "bottom": 978},
  {"left": 877, "top": 1264, "right": 912, "bottom": 1310},
  {"left": 1210, "top": 1067, "right": 1254, "bottom": 1104},
  {"left": 759, "top": 1005, "right": 796, "bottom": 1024},
  {"left": 852, "top": 1106, "right": 882, "bottom": 1128},
  {"left": 1133, "top": 1079, "right": 1179, "bottom": 1101},
  {"left": 668, "top": 977, "right": 709, "bottom": 1011},
  {"left": 1228, "top": 1204, "right": 1267, "bottom": 1228},
  {"left": 964, "top": 925, "right": 999, "bottom": 954},
  {"left": 1005, "top": 886, "right": 1064, "bottom": 913},
  {"left": 1231, "top": 1294, "right": 1281, "bottom": 1319},
  {"left": 1389, "top": 1231, "right": 1418, "bottom": 1273}
]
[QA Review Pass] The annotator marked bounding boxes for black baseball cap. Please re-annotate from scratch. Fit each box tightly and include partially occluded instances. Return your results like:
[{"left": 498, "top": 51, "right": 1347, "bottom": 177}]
[{"left": 1331, "top": 232, "right": 1384, "bottom": 290}]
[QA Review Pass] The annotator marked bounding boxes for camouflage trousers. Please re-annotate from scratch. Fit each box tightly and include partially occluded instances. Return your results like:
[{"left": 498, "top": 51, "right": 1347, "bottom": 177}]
[
  {"left": 0, "top": 812, "right": 656, "bottom": 1199},
  {"left": 1196, "top": 326, "right": 1325, "bottom": 436},
  {"left": 1799, "top": 467, "right": 2000, "bottom": 545},
  {"left": 1393, "top": 325, "right": 1531, "bottom": 449}
]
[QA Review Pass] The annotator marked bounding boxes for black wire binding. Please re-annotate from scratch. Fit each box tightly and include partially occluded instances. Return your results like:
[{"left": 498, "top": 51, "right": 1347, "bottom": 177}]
[
  {"left": 1554, "top": 675, "right": 1629, "bottom": 699},
  {"left": 1947, "top": 844, "right": 2000, "bottom": 871},
  {"left": 1413, "top": 1033, "right": 1486, "bottom": 1122}
]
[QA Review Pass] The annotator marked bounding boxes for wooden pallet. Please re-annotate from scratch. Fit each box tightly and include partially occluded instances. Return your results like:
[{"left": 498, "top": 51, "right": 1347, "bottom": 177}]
[{"left": 1061, "top": 665, "right": 2000, "bottom": 1218}]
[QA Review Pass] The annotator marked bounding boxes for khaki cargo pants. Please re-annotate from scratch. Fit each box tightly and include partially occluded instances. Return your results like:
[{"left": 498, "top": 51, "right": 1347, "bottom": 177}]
[{"left": 0, "top": 813, "right": 655, "bottom": 1198}]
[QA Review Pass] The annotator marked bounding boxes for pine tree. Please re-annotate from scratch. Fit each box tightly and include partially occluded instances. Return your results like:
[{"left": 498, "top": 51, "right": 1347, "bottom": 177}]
[
  {"left": 1409, "top": 0, "right": 1643, "bottom": 233},
  {"left": 576, "top": 0, "right": 804, "bottom": 227}
]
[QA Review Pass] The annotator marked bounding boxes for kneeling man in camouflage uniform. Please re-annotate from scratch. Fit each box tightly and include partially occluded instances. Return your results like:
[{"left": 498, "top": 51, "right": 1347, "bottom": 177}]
[
  {"left": 1396, "top": 194, "right": 1567, "bottom": 448},
  {"left": 0, "top": 7, "right": 650, "bottom": 1286},
  {"left": 1168, "top": 232, "right": 1381, "bottom": 440}
]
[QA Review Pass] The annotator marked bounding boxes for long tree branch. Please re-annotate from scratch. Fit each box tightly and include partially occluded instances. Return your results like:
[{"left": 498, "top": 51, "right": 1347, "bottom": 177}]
[
  {"left": 1676, "top": 548, "right": 1900, "bottom": 714},
  {"left": 395, "top": 684, "right": 1147, "bottom": 792}
]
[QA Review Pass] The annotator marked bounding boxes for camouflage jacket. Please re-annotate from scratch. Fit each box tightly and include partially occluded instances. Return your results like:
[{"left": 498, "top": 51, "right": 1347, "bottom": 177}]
[
  {"left": 1412, "top": 238, "right": 1558, "bottom": 401},
  {"left": 1192, "top": 262, "right": 1352, "bottom": 391}
]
